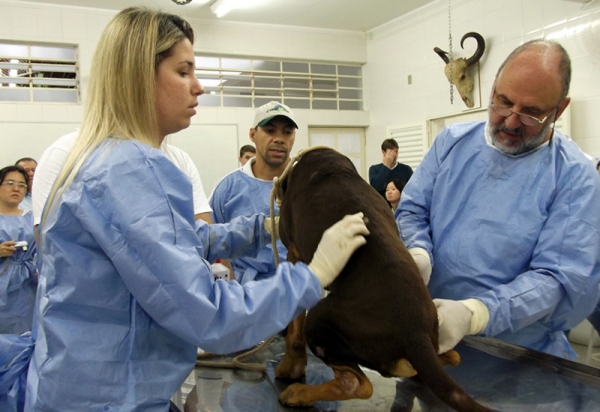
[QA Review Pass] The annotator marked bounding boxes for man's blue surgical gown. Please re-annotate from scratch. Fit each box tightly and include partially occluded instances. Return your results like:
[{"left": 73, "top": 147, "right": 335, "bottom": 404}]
[
  {"left": 24, "top": 139, "right": 322, "bottom": 411},
  {"left": 210, "top": 158, "right": 287, "bottom": 284},
  {"left": 398, "top": 121, "right": 600, "bottom": 358}
]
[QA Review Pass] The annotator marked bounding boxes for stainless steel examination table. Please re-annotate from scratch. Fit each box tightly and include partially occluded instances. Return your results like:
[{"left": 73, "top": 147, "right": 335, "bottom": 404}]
[{"left": 190, "top": 335, "right": 600, "bottom": 411}]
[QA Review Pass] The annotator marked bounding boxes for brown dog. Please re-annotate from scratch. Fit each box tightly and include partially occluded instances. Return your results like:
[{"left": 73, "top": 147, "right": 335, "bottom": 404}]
[{"left": 273, "top": 148, "right": 490, "bottom": 412}]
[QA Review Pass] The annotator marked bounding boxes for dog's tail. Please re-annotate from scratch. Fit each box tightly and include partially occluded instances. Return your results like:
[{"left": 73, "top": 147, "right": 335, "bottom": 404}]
[{"left": 405, "top": 337, "right": 491, "bottom": 412}]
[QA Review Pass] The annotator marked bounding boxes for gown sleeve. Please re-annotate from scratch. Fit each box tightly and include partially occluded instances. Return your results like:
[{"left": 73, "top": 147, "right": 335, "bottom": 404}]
[{"left": 396, "top": 130, "right": 446, "bottom": 263}]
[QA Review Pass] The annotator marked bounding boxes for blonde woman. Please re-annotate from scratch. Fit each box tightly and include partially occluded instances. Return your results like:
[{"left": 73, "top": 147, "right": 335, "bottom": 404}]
[{"left": 12, "top": 7, "right": 369, "bottom": 412}]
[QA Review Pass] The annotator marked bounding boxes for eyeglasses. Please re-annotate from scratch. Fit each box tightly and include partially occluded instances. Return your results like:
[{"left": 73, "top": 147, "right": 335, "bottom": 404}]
[
  {"left": 490, "top": 104, "right": 559, "bottom": 127},
  {"left": 1, "top": 180, "right": 28, "bottom": 190},
  {"left": 489, "top": 90, "right": 561, "bottom": 127}
]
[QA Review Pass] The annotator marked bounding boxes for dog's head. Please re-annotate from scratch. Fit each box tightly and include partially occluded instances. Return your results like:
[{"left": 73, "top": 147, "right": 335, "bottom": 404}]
[{"left": 277, "top": 148, "right": 357, "bottom": 199}]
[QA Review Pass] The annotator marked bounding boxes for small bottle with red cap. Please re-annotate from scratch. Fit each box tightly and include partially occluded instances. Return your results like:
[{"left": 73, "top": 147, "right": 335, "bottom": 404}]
[{"left": 211, "top": 259, "right": 230, "bottom": 281}]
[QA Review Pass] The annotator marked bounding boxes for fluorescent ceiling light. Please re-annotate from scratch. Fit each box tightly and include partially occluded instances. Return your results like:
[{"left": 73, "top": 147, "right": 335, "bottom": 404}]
[{"left": 210, "top": 0, "right": 240, "bottom": 18}]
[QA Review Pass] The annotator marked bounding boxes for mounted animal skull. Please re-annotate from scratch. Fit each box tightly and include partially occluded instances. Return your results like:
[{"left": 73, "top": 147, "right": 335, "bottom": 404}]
[{"left": 434, "top": 32, "right": 485, "bottom": 108}]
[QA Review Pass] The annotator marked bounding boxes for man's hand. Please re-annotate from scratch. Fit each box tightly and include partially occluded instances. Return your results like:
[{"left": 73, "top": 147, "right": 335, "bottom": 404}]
[
  {"left": 0, "top": 241, "right": 16, "bottom": 258},
  {"left": 434, "top": 298, "right": 489, "bottom": 354},
  {"left": 383, "top": 149, "right": 398, "bottom": 168}
]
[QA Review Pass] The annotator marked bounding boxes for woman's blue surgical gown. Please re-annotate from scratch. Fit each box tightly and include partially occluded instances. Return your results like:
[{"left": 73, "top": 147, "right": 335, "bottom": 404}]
[
  {"left": 0, "top": 211, "right": 37, "bottom": 335},
  {"left": 24, "top": 139, "right": 322, "bottom": 411}
]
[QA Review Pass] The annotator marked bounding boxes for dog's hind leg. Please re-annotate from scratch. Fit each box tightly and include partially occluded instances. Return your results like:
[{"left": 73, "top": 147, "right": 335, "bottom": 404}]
[
  {"left": 279, "top": 362, "right": 373, "bottom": 407},
  {"left": 275, "top": 311, "right": 307, "bottom": 380}
]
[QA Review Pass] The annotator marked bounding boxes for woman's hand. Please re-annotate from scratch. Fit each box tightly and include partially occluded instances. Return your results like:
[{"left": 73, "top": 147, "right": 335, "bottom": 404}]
[{"left": 0, "top": 240, "right": 16, "bottom": 258}]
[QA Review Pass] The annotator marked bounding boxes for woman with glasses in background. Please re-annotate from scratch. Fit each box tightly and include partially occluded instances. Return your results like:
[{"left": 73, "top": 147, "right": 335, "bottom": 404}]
[{"left": 0, "top": 165, "right": 37, "bottom": 335}]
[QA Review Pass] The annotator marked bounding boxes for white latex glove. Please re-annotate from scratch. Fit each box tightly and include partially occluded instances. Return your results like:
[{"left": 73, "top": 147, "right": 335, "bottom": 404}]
[
  {"left": 408, "top": 247, "right": 432, "bottom": 285},
  {"left": 264, "top": 216, "right": 279, "bottom": 241},
  {"left": 309, "top": 212, "right": 370, "bottom": 288},
  {"left": 434, "top": 298, "right": 489, "bottom": 354}
]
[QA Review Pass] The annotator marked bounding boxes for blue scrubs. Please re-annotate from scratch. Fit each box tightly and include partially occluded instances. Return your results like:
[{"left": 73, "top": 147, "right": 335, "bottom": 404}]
[
  {"left": 398, "top": 121, "right": 600, "bottom": 358},
  {"left": 24, "top": 139, "right": 321, "bottom": 412},
  {"left": 210, "top": 160, "right": 287, "bottom": 284},
  {"left": 0, "top": 211, "right": 37, "bottom": 335}
]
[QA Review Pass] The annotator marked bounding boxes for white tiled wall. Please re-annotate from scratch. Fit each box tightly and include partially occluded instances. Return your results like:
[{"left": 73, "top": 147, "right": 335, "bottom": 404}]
[
  {"left": 364, "top": 0, "right": 600, "bottom": 167},
  {"left": 1, "top": 0, "right": 598, "bottom": 171}
]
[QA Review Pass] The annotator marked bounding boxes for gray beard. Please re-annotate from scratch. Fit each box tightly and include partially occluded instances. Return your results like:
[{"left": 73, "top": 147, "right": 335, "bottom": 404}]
[{"left": 491, "top": 118, "right": 553, "bottom": 156}]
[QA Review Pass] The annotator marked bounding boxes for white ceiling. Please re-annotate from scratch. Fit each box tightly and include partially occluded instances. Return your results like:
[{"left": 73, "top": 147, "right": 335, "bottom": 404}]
[{"left": 18, "top": 0, "right": 436, "bottom": 31}]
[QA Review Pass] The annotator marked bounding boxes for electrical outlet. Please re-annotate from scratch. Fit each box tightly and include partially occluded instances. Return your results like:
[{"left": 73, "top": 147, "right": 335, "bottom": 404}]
[{"left": 408, "top": 75, "right": 412, "bottom": 85}]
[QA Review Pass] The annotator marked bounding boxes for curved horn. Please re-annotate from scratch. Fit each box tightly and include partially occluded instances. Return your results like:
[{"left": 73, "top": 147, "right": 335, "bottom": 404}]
[
  {"left": 433, "top": 47, "right": 450, "bottom": 64},
  {"left": 461, "top": 32, "right": 485, "bottom": 67}
]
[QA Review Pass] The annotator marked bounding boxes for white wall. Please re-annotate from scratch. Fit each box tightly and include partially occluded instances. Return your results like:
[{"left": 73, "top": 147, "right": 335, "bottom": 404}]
[
  {"left": 2, "top": 0, "right": 598, "bottom": 176},
  {"left": 0, "top": 0, "right": 369, "bottom": 172},
  {"left": 364, "top": 0, "right": 600, "bottom": 168}
]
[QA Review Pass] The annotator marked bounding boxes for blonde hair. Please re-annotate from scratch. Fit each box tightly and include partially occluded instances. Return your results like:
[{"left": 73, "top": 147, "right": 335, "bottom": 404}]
[{"left": 42, "top": 7, "right": 194, "bottom": 228}]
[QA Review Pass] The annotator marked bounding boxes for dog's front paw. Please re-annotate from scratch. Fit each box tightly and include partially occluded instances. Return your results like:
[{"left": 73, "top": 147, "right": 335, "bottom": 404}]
[{"left": 279, "top": 383, "right": 313, "bottom": 407}]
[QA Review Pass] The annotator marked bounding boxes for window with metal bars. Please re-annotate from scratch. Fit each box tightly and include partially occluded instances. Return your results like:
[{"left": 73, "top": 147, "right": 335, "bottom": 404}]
[
  {"left": 0, "top": 41, "right": 79, "bottom": 103},
  {"left": 195, "top": 56, "right": 363, "bottom": 110}
]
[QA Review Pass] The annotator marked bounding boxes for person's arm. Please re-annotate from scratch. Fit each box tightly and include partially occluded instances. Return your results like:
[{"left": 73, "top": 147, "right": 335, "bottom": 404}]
[
  {"left": 83, "top": 162, "right": 368, "bottom": 354},
  {"left": 0, "top": 241, "right": 17, "bottom": 258},
  {"left": 397, "top": 132, "right": 444, "bottom": 262},
  {"left": 206, "top": 178, "right": 237, "bottom": 278},
  {"left": 194, "top": 213, "right": 276, "bottom": 262},
  {"left": 397, "top": 131, "right": 450, "bottom": 285},
  {"left": 32, "top": 143, "right": 72, "bottom": 226},
  {"left": 79, "top": 154, "right": 322, "bottom": 354},
  {"left": 196, "top": 210, "right": 235, "bottom": 279}
]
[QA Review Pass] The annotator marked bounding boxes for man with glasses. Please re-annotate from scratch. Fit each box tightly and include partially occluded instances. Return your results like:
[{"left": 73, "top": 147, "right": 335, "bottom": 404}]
[
  {"left": 397, "top": 39, "right": 600, "bottom": 359},
  {"left": 14, "top": 157, "right": 36, "bottom": 212}
]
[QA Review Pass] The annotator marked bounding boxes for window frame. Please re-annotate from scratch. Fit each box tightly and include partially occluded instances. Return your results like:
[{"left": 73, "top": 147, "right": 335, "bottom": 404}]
[
  {"left": 0, "top": 40, "right": 80, "bottom": 103},
  {"left": 195, "top": 55, "right": 363, "bottom": 111}
]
